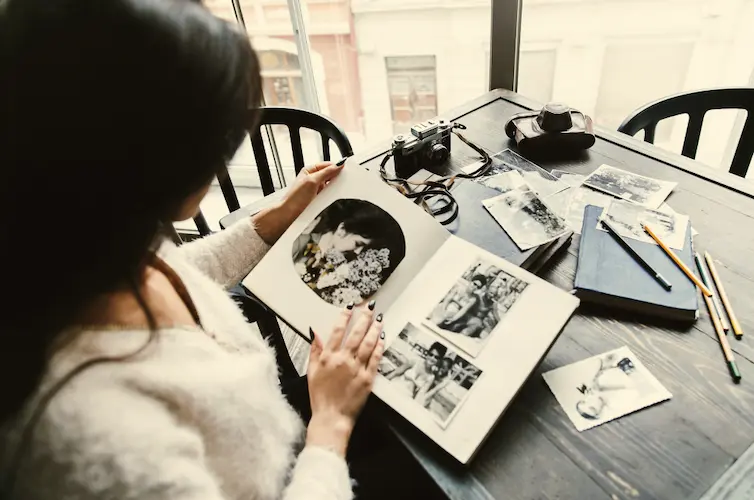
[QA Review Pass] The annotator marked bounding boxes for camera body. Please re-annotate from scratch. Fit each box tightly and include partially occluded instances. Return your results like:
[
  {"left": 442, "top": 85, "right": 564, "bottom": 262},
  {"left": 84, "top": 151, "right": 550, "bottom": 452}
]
[
  {"left": 391, "top": 119, "right": 452, "bottom": 177},
  {"left": 505, "top": 102, "right": 595, "bottom": 159}
]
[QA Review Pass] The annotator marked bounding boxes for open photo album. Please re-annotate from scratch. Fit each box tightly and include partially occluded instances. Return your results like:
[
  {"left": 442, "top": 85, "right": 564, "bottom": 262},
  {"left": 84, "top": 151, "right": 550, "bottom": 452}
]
[{"left": 243, "top": 162, "right": 580, "bottom": 464}]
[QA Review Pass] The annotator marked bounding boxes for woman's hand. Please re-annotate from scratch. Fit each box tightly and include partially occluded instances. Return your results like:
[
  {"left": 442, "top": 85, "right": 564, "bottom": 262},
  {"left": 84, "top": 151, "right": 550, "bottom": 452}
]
[
  {"left": 305, "top": 304, "right": 384, "bottom": 457},
  {"left": 253, "top": 161, "right": 346, "bottom": 245}
]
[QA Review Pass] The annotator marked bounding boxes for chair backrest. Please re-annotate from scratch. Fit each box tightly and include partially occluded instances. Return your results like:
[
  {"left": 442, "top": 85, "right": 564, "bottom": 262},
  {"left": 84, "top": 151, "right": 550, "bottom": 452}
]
[
  {"left": 246, "top": 106, "right": 354, "bottom": 196},
  {"left": 617, "top": 87, "right": 754, "bottom": 178},
  {"left": 188, "top": 106, "right": 353, "bottom": 236}
]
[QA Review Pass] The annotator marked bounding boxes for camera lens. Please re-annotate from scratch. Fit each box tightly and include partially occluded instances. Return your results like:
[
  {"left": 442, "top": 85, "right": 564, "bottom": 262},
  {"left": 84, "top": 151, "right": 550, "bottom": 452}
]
[{"left": 428, "top": 143, "right": 449, "bottom": 162}]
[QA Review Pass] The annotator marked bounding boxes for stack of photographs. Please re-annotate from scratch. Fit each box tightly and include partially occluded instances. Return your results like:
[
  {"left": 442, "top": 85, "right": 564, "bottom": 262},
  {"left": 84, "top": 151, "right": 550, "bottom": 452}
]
[{"left": 481, "top": 171, "right": 571, "bottom": 251}]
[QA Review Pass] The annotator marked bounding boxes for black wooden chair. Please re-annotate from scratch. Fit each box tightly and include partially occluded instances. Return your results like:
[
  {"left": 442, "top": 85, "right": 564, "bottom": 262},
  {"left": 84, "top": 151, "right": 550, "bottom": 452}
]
[
  {"left": 618, "top": 87, "right": 754, "bottom": 177},
  {"left": 183, "top": 106, "right": 353, "bottom": 351}
]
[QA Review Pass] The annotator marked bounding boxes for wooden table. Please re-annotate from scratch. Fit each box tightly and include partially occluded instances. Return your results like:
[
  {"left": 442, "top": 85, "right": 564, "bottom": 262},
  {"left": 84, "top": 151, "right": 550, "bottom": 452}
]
[{"left": 223, "top": 90, "right": 754, "bottom": 500}]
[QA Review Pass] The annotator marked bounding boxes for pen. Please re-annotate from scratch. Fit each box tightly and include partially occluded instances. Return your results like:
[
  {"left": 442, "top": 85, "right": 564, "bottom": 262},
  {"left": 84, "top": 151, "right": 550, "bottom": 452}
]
[
  {"left": 642, "top": 223, "right": 712, "bottom": 296},
  {"left": 600, "top": 219, "right": 672, "bottom": 291}
]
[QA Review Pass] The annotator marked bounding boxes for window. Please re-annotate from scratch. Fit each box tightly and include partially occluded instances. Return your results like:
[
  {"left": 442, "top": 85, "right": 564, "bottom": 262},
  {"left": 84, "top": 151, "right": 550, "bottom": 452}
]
[
  {"left": 516, "top": 0, "right": 754, "bottom": 175},
  {"left": 385, "top": 56, "right": 438, "bottom": 134}
]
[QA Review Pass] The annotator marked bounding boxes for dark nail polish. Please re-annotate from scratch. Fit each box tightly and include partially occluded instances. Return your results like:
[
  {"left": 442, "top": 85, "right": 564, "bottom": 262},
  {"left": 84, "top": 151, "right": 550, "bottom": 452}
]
[
  {"left": 308, "top": 327, "right": 315, "bottom": 343},
  {"left": 368, "top": 300, "right": 376, "bottom": 310},
  {"left": 346, "top": 302, "right": 354, "bottom": 310},
  {"left": 375, "top": 313, "right": 383, "bottom": 322},
  {"left": 380, "top": 331, "right": 385, "bottom": 340}
]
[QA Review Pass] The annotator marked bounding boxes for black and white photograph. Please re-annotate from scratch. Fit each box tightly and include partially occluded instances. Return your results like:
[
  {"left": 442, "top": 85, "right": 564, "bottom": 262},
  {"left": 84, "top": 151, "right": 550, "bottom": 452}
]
[
  {"left": 423, "top": 259, "right": 528, "bottom": 357},
  {"left": 484, "top": 149, "right": 569, "bottom": 198},
  {"left": 556, "top": 186, "right": 617, "bottom": 234},
  {"left": 582, "top": 164, "right": 677, "bottom": 208},
  {"left": 291, "top": 198, "right": 407, "bottom": 307},
  {"left": 378, "top": 323, "right": 484, "bottom": 428},
  {"left": 479, "top": 170, "right": 528, "bottom": 194},
  {"left": 483, "top": 185, "right": 571, "bottom": 251},
  {"left": 542, "top": 346, "right": 672, "bottom": 431},
  {"left": 598, "top": 200, "right": 690, "bottom": 250},
  {"left": 551, "top": 169, "right": 587, "bottom": 188}
]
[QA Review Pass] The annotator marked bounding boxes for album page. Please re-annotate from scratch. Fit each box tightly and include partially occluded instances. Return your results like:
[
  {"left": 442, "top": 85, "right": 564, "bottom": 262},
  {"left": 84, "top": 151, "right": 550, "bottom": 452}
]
[
  {"left": 243, "top": 162, "right": 451, "bottom": 343},
  {"left": 374, "top": 235, "right": 580, "bottom": 464}
]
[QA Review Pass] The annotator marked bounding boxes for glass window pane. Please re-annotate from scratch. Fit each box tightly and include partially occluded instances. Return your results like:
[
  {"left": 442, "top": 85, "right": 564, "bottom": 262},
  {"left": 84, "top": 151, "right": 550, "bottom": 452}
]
[
  {"left": 518, "top": 0, "right": 754, "bottom": 173},
  {"left": 300, "top": 0, "right": 493, "bottom": 150}
]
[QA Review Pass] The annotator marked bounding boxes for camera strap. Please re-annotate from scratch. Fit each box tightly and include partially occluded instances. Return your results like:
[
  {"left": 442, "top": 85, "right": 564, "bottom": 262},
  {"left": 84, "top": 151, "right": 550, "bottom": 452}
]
[{"left": 379, "top": 123, "right": 493, "bottom": 225}]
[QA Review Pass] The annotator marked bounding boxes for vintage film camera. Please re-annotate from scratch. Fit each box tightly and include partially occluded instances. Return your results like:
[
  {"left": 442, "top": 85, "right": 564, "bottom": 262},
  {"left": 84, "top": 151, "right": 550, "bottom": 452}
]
[
  {"left": 505, "top": 102, "right": 595, "bottom": 158},
  {"left": 391, "top": 119, "right": 453, "bottom": 176}
]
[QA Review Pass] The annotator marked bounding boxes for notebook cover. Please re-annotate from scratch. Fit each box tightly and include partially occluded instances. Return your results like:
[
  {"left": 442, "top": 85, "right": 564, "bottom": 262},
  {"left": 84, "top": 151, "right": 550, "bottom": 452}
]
[
  {"left": 446, "top": 180, "right": 546, "bottom": 269},
  {"left": 574, "top": 205, "right": 698, "bottom": 320}
]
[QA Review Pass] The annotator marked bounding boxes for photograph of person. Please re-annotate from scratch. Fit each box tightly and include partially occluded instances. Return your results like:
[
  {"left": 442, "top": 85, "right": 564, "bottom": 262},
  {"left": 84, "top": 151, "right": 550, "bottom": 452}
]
[
  {"left": 423, "top": 259, "right": 528, "bottom": 357},
  {"left": 378, "top": 323, "right": 483, "bottom": 428},
  {"left": 543, "top": 347, "right": 672, "bottom": 431},
  {"left": 291, "top": 198, "right": 407, "bottom": 307}
]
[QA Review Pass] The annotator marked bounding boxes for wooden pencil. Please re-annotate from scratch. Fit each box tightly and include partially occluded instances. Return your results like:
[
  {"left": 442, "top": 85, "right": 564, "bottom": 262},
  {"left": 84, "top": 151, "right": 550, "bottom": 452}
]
[
  {"left": 694, "top": 252, "right": 731, "bottom": 333},
  {"left": 642, "top": 223, "right": 712, "bottom": 297},
  {"left": 695, "top": 256, "right": 742, "bottom": 383},
  {"left": 704, "top": 251, "right": 744, "bottom": 339}
]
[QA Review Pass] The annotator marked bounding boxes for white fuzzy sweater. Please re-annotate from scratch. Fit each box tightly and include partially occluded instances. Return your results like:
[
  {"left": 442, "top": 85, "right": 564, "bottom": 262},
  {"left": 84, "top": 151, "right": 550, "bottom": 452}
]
[{"left": 0, "top": 220, "right": 353, "bottom": 500}]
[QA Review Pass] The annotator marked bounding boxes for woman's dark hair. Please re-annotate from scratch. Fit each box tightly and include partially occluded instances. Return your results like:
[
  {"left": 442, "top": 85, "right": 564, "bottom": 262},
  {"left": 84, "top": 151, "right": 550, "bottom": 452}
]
[
  {"left": 0, "top": 0, "right": 262, "bottom": 458},
  {"left": 471, "top": 274, "right": 489, "bottom": 287},
  {"left": 310, "top": 198, "right": 407, "bottom": 276},
  {"left": 427, "top": 342, "right": 448, "bottom": 359}
]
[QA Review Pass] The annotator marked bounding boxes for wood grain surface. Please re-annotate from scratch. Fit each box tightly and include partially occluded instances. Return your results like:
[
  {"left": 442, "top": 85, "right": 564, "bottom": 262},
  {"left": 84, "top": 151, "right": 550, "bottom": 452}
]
[{"left": 355, "top": 90, "right": 754, "bottom": 500}]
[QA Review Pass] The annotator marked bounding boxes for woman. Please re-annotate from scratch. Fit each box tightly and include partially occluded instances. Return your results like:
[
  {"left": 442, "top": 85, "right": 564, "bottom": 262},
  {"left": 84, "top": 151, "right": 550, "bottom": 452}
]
[
  {"left": 0, "top": 1, "right": 425, "bottom": 499},
  {"left": 385, "top": 342, "right": 446, "bottom": 400},
  {"left": 437, "top": 274, "right": 491, "bottom": 337},
  {"left": 291, "top": 199, "right": 406, "bottom": 307}
]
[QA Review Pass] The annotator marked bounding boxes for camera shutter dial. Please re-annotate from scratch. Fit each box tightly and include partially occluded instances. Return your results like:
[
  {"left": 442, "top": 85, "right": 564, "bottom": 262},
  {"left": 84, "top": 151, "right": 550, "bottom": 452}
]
[{"left": 536, "top": 102, "right": 574, "bottom": 132}]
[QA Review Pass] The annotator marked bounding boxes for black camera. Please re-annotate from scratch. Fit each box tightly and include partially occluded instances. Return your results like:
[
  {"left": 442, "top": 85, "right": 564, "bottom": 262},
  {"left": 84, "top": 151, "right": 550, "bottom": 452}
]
[
  {"left": 391, "top": 119, "right": 452, "bottom": 177},
  {"left": 505, "top": 102, "right": 595, "bottom": 159}
]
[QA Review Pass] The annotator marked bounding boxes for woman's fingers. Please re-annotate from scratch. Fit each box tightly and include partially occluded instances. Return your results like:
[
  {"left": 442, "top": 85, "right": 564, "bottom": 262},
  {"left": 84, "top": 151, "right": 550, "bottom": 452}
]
[
  {"left": 309, "top": 162, "right": 344, "bottom": 185},
  {"left": 356, "top": 313, "right": 384, "bottom": 364},
  {"left": 326, "top": 304, "right": 354, "bottom": 350},
  {"left": 343, "top": 300, "right": 376, "bottom": 353},
  {"left": 365, "top": 338, "right": 384, "bottom": 378}
]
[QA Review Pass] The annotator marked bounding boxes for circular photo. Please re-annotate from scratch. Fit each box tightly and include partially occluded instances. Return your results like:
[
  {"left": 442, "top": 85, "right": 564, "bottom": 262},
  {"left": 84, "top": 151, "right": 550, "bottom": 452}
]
[{"left": 291, "top": 198, "right": 407, "bottom": 307}]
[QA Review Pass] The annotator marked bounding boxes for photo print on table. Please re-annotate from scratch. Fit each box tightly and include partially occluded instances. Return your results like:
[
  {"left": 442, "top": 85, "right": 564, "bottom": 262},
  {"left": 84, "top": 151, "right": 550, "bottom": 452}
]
[
  {"left": 378, "top": 323, "right": 484, "bottom": 428},
  {"left": 582, "top": 164, "right": 677, "bottom": 209},
  {"left": 291, "top": 198, "right": 406, "bottom": 307},
  {"left": 598, "top": 199, "right": 690, "bottom": 250},
  {"left": 550, "top": 169, "right": 587, "bottom": 188},
  {"left": 485, "top": 149, "right": 569, "bottom": 198},
  {"left": 543, "top": 346, "right": 672, "bottom": 431},
  {"left": 423, "top": 258, "right": 528, "bottom": 357},
  {"left": 479, "top": 170, "right": 528, "bottom": 194},
  {"left": 483, "top": 184, "right": 571, "bottom": 251},
  {"left": 556, "top": 186, "right": 617, "bottom": 234}
]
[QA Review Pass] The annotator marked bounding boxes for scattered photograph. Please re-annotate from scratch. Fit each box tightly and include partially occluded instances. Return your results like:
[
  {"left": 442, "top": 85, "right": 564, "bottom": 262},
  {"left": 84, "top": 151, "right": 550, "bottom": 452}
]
[
  {"left": 483, "top": 185, "right": 571, "bottom": 251},
  {"left": 582, "top": 164, "right": 677, "bottom": 208},
  {"left": 559, "top": 186, "right": 617, "bottom": 234},
  {"left": 423, "top": 259, "right": 528, "bottom": 357},
  {"left": 378, "top": 323, "right": 484, "bottom": 428},
  {"left": 479, "top": 170, "right": 528, "bottom": 194},
  {"left": 478, "top": 149, "right": 569, "bottom": 198},
  {"left": 543, "top": 346, "right": 672, "bottom": 431},
  {"left": 291, "top": 198, "right": 407, "bottom": 307},
  {"left": 551, "top": 169, "right": 587, "bottom": 188},
  {"left": 598, "top": 200, "right": 690, "bottom": 250}
]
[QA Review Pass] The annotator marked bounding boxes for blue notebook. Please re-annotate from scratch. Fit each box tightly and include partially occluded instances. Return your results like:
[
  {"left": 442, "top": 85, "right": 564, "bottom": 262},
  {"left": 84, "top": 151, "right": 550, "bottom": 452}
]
[{"left": 574, "top": 205, "right": 698, "bottom": 322}]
